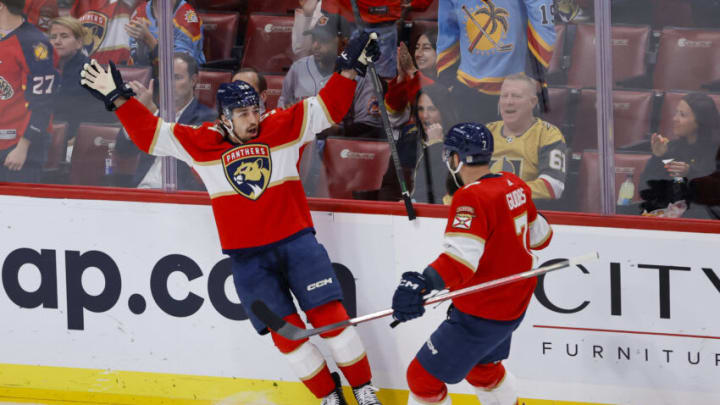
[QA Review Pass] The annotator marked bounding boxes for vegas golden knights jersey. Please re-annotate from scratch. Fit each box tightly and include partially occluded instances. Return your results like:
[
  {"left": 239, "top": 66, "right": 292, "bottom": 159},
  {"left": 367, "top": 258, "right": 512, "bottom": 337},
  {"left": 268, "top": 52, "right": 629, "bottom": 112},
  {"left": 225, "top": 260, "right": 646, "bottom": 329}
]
[{"left": 486, "top": 118, "right": 567, "bottom": 199}]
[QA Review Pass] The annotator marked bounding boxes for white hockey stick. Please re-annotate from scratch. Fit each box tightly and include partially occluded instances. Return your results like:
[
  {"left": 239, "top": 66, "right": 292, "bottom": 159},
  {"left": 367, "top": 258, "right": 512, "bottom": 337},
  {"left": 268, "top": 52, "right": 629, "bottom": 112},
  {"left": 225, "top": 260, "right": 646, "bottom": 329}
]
[{"left": 251, "top": 251, "right": 599, "bottom": 340}]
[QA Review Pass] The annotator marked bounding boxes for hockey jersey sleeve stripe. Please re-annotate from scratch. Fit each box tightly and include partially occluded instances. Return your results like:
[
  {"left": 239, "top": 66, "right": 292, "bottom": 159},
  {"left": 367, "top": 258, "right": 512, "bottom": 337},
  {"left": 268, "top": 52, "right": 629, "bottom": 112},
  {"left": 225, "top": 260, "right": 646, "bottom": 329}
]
[
  {"left": 174, "top": 20, "right": 202, "bottom": 42},
  {"left": 529, "top": 215, "right": 553, "bottom": 249},
  {"left": 437, "top": 42, "right": 460, "bottom": 73},
  {"left": 538, "top": 174, "right": 564, "bottom": 199},
  {"left": 268, "top": 176, "right": 300, "bottom": 188},
  {"left": 442, "top": 233, "right": 485, "bottom": 273},
  {"left": 527, "top": 24, "right": 554, "bottom": 68}
]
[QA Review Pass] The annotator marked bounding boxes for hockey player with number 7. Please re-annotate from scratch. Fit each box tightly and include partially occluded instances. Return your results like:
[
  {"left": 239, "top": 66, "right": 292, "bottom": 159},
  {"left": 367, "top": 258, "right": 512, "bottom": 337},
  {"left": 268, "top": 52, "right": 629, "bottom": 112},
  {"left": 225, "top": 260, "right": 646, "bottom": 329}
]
[
  {"left": 391, "top": 122, "right": 554, "bottom": 405},
  {"left": 80, "top": 32, "right": 383, "bottom": 405}
]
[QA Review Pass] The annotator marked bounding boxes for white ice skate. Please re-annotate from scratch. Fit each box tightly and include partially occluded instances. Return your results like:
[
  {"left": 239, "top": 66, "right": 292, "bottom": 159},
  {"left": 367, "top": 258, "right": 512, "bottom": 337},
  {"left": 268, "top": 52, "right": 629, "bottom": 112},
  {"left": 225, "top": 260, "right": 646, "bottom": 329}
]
[
  {"left": 352, "top": 382, "right": 382, "bottom": 405},
  {"left": 321, "top": 373, "right": 348, "bottom": 405},
  {"left": 473, "top": 370, "right": 518, "bottom": 405}
]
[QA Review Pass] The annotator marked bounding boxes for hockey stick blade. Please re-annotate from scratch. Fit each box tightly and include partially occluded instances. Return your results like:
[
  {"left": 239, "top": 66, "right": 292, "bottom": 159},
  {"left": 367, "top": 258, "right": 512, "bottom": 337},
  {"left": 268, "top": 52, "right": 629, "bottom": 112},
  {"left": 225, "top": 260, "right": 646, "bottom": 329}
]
[{"left": 255, "top": 252, "right": 599, "bottom": 340}]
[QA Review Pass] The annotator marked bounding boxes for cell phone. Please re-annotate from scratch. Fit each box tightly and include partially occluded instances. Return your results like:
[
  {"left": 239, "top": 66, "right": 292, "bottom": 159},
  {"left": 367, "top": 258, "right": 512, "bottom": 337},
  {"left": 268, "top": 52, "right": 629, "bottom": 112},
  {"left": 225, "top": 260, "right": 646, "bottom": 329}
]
[{"left": 662, "top": 159, "right": 675, "bottom": 165}]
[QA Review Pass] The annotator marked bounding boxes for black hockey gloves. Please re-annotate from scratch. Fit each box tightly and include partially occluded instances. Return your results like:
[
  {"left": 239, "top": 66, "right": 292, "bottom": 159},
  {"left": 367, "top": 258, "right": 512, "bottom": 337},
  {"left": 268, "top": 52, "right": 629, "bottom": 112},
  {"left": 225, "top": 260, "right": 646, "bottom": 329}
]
[
  {"left": 80, "top": 59, "right": 136, "bottom": 111},
  {"left": 336, "top": 31, "right": 381, "bottom": 77},
  {"left": 392, "top": 271, "right": 429, "bottom": 323}
]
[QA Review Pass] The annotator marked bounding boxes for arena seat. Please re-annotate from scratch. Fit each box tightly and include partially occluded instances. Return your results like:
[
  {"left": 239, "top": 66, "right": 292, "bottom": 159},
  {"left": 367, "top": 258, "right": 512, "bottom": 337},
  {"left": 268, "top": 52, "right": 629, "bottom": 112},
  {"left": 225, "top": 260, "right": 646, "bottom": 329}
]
[
  {"left": 651, "top": 0, "right": 693, "bottom": 29},
  {"left": 199, "top": 11, "right": 240, "bottom": 62},
  {"left": 541, "top": 86, "right": 570, "bottom": 130},
  {"left": 576, "top": 151, "right": 652, "bottom": 213},
  {"left": 241, "top": 14, "right": 295, "bottom": 74},
  {"left": 571, "top": 89, "right": 654, "bottom": 153},
  {"left": 247, "top": 0, "right": 297, "bottom": 14},
  {"left": 70, "top": 123, "right": 123, "bottom": 186},
  {"left": 117, "top": 65, "right": 152, "bottom": 87},
  {"left": 264, "top": 74, "right": 284, "bottom": 111},
  {"left": 548, "top": 23, "right": 566, "bottom": 76},
  {"left": 196, "top": 68, "right": 232, "bottom": 109},
  {"left": 44, "top": 121, "right": 69, "bottom": 171},
  {"left": 567, "top": 24, "right": 651, "bottom": 88},
  {"left": 323, "top": 137, "right": 391, "bottom": 199},
  {"left": 193, "top": 0, "right": 245, "bottom": 12},
  {"left": 653, "top": 28, "right": 720, "bottom": 91}
]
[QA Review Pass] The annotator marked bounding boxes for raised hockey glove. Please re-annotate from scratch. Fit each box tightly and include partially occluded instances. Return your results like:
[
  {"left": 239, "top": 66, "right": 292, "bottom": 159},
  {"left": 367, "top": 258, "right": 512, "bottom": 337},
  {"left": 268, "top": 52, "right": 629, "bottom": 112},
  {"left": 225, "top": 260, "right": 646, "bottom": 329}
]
[
  {"left": 392, "top": 271, "right": 429, "bottom": 323},
  {"left": 336, "top": 31, "right": 381, "bottom": 77},
  {"left": 639, "top": 178, "right": 692, "bottom": 212},
  {"left": 80, "top": 59, "right": 135, "bottom": 111}
]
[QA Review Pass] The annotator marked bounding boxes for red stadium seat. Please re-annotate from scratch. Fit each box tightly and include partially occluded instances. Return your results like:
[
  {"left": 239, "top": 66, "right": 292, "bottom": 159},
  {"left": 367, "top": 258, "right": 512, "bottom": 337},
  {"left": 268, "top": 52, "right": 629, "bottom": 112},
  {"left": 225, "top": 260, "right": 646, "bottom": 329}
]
[
  {"left": 196, "top": 69, "right": 232, "bottom": 109},
  {"left": 577, "top": 151, "right": 652, "bottom": 213},
  {"left": 193, "top": 0, "right": 245, "bottom": 12},
  {"left": 407, "top": 0, "right": 438, "bottom": 21},
  {"left": 653, "top": 28, "right": 720, "bottom": 91},
  {"left": 323, "top": 137, "right": 391, "bottom": 199},
  {"left": 541, "top": 86, "right": 570, "bottom": 130},
  {"left": 70, "top": 123, "right": 123, "bottom": 186},
  {"left": 567, "top": 24, "right": 651, "bottom": 88},
  {"left": 117, "top": 65, "right": 152, "bottom": 87},
  {"left": 242, "top": 14, "right": 295, "bottom": 74},
  {"left": 45, "top": 121, "right": 69, "bottom": 171},
  {"left": 547, "top": 23, "right": 566, "bottom": 76},
  {"left": 264, "top": 74, "right": 284, "bottom": 111},
  {"left": 247, "top": 0, "right": 297, "bottom": 14},
  {"left": 571, "top": 89, "right": 654, "bottom": 152},
  {"left": 199, "top": 11, "right": 240, "bottom": 62},
  {"left": 651, "top": 0, "right": 693, "bottom": 29}
]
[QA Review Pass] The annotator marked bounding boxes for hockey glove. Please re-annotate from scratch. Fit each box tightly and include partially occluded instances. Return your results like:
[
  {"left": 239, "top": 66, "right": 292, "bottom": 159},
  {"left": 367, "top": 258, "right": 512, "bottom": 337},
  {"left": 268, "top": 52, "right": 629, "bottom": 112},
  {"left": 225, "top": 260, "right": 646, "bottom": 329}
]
[
  {"left": 639, "top": 178, "right": 692, "bottom": 212},
  {"left": 80, "top": 59, "right": 136, "bottom": 111},
  {"left": 392, "top": 271, "right": 429, "bottom": 323},
  {"left": 336, "top": 31, "right": 381, "bottom": 77}
]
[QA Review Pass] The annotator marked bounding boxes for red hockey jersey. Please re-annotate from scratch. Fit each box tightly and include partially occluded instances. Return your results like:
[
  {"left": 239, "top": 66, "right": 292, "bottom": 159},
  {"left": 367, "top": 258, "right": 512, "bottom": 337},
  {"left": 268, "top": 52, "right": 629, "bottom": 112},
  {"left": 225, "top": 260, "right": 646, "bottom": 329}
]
[
  {"left": 322, "top": 0, "right": 434, "bottom": 24},
  {"left": 0, "top": 21, "right": 57, "bottom": 151},
  {"left": 71, "top": 0, "right": 134, "bottom": 65},
  {"left": 115, "top": 73, "right": 357, "bottom": 252},
  {"left": 430, "top": 172, "right": 553, "bottom": 320},
  {"left": 23, "top": 0, "right": 59, "bottom": 33}
]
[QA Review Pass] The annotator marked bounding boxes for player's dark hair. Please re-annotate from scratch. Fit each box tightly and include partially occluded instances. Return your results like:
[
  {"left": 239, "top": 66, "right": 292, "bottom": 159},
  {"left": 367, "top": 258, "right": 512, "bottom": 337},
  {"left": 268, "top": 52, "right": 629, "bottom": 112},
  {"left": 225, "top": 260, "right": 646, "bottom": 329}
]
[
  {"left": 683, "top": 92, "right": 720, "bottom": 145},
  {"left": 1, "top": 0, "right": 26, "bottom": 15},
  {"left": 174, "top": 52, "right": 199, "bottom": 77},
  {"left": 232, "top": 67, "right": 267, "bottom": 94},
  {"left": 412, "top": 83, "right": 459, "bottom": 143}
]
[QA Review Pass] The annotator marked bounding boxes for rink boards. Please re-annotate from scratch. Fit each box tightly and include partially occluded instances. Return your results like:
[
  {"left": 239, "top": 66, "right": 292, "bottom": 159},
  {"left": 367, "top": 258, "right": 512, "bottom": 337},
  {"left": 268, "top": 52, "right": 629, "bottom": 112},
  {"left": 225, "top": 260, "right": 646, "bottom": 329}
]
[{"left": 0, "top": 195, "right": 718, "bottom": 405}]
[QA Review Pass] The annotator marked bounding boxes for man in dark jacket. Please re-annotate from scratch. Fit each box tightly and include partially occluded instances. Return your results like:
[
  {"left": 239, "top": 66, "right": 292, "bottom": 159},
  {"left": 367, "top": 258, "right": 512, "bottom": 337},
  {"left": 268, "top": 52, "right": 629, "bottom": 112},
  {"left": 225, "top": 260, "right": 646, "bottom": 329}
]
[{"left": 115, "top": 52, "right": 215, "bottom": 190}]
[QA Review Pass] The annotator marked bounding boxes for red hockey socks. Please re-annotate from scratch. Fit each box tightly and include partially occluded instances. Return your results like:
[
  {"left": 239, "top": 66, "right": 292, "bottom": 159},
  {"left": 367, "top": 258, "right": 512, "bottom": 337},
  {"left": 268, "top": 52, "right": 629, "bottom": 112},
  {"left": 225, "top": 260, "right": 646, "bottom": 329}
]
[
  {"left": 406, "top": 357, "right": 448, "bottom": 403},
  {"left": 270, "top": 313, "right": 335, "bottom": 398},
  {"left": 306, "top": 301, "right": 373, "bottom": 387}
]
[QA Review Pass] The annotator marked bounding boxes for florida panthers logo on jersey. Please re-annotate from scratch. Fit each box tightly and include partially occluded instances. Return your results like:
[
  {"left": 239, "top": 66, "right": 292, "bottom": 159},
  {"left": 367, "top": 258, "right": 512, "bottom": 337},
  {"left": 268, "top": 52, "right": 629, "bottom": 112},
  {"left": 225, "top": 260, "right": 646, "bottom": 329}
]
[
  {"left": 222, "top": 143, "right": 272, "bottom": 200},
  {"left": 79, "top": 11, "right": 108, "bottom": 56}
]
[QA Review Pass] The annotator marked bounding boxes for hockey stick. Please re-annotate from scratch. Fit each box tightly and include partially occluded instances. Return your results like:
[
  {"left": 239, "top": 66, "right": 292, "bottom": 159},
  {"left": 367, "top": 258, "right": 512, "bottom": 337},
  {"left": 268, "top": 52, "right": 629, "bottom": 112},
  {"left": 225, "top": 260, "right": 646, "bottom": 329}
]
[
  {"left": 461, "top": 5, "right": 513, "bottom": 53},
  {"left": 347, "top": 0, "right": 417, "bottom": 220},
  {"left": 251, "top": 251, "right": 599, "bottom": 340}
]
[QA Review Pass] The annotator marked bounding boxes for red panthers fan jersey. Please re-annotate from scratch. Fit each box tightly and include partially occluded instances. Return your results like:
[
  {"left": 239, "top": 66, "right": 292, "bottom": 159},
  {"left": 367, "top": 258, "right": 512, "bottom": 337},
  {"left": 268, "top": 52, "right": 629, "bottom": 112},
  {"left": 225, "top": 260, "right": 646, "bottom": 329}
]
[
  {"left": 23, "top": 0, "right": 59, "bottom": 33},
  {"left": 115, "top": 73, "right": 357, "bottom": 252},
  {"left": 430, "top": 172, "right": 553, "bottom": 320},
  {"left": 0, "top": 21, "right": 57, "bottom": 151},
  {"left": 71, "top": 0, "right": 134, "bottom": 65},
  {"left": 322, "top": 0, "right": 433, "bottom": 24}
]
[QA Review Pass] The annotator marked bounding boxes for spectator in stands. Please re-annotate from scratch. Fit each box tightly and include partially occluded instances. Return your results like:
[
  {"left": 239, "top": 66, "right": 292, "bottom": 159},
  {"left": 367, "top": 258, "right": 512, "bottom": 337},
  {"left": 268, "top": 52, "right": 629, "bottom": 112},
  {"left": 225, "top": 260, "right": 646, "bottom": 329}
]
[
  {"left": 279, "top": 19, "right": 382, "bottom": 138},
  {"left": 23, "top": 0, "right": 58, "bottom": 32},
  {"left": 114, "top": 52, "right": 216, "bottom": 190},
  {"left": 409, "top": 83, "right": 458, "bottom": 204},
  {"left": 50, "top": 17, "right": 114, "bottom": 142},
  {"left": 0, "top": 0, "right": 57, "bottom": 183},
  {"left": 125, "top": 0, "right": 205, "bottom": 68},
  {"left": 486, "top": 73, "right": 567, "bottom": 201},
  {"left": 321, "top": 0, "right": 434, "bottom": 79},
  {"left": 292, "top": 0, "right": 323, "bottom": 59},
  {"left": 71, "top": 0, "right": 139, "bottom": 65},
  {"left": 437, "top": 0, "right": 556, "bottom": 124},
  {"left": 639, "top": 93, "right": 719, "bottom": 218},
  {"left": 232, "top": 67, "right": 268, "bottom": 115}
]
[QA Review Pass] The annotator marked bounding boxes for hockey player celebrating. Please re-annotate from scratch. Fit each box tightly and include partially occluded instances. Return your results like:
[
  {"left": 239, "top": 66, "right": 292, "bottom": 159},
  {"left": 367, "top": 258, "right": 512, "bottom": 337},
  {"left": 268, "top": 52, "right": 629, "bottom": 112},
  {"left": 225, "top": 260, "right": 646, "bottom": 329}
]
[
  {"left": 391, "top": 122, "right": 553, "bottom": 405},
  {"left": 80, "top": 33, "right": 383, "bottom": 405}
]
